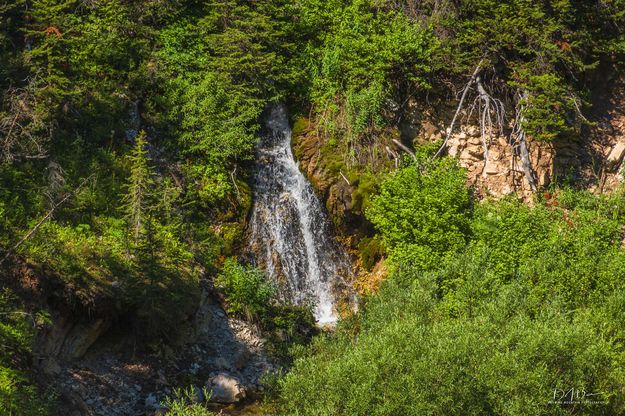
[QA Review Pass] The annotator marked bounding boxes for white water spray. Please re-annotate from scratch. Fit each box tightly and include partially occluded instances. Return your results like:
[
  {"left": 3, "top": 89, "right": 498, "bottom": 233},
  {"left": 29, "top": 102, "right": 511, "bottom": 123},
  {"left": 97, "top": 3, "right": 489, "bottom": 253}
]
[{"left": 248, "top": 105, "right": 349, "bottom": 325}]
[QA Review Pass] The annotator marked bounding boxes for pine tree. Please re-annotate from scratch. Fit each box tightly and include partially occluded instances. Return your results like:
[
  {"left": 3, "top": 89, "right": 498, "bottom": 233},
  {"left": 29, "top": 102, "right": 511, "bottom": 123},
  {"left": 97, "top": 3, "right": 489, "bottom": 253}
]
[{"left": 124, "top": 130, "right": 154, "bottom": 242}]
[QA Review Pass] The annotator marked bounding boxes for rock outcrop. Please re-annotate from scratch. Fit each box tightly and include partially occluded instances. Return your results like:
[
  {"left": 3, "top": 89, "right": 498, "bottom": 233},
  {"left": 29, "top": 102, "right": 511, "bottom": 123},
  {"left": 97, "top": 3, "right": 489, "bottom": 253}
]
[
  {"left": 606, "top": 142, "right": 625, "bottom": 171},
  {"left": 34, "top": 313, "right": 111, "bottom": 376},
  {"left": 38, "top": 287, "right": 272, "bottom": 415},
  {"left": 443, "top": 127, "right": 554, "bottom": 199}
]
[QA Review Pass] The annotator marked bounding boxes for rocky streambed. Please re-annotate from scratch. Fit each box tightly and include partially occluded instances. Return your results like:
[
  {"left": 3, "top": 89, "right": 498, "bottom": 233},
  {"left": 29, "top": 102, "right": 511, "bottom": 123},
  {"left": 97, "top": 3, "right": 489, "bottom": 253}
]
[{"left": 37, "top": 288, "right": 273, "bottom": 415}]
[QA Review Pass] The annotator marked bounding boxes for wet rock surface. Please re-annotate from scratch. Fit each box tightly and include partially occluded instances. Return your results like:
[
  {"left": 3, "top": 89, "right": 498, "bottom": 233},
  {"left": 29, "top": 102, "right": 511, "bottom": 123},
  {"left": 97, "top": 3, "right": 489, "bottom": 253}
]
[{"left": 246, "top": 105, "right": 352, "bottom": 325}]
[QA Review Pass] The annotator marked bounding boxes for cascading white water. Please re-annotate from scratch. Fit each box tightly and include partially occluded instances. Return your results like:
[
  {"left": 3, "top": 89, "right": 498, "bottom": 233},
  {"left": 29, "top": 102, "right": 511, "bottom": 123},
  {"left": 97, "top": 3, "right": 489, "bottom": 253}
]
[{"left": 248, "top": 105, "right": 349, "bottom": 325}]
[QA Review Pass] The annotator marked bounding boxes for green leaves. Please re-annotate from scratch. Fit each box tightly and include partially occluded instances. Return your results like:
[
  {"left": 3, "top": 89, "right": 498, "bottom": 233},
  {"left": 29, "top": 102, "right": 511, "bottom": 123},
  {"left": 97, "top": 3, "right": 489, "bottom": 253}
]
[
  {"left": 215, "top": 257, "right": 277, "bottom": 322},
  {"left": 164, "top": 72, "right": 260, "bottom": 205},
  {"left": 510, "top": 71, "right": 577, "bottom": 141},
  {"left": 280, "top": 188, "right": 625, "bottom": 415},
  {"left": 366, "top": 157, "right": 471, "bottom": 267},
  {"left": 279, "top": 165, "right": 625, "bottom": 415},
  {"left": 123, "top": 130, "right": 154, "bottom": 241},
  {"left": 300, "top": 0, "right": 437, "bottom": 139},
  {"left": 0, "top": 289, "right": 54, "bottom": 415}
]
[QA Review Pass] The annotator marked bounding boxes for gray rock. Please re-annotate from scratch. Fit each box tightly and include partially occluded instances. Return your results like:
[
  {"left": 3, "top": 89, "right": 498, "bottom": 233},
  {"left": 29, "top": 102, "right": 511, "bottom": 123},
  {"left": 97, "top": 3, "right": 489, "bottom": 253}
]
[
  {"left": 205, "top": 372, "right": 246, "bottom": 404},
  {"left": 144, "top": 393, "right": 159, "bottom": 409}
]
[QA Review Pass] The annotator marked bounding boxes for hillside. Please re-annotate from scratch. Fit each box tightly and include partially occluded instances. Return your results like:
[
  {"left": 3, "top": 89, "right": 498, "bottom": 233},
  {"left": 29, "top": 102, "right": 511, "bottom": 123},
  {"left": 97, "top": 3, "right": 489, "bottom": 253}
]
[{"left": 2, "top": 1, "right": 625, "bottom": 415}]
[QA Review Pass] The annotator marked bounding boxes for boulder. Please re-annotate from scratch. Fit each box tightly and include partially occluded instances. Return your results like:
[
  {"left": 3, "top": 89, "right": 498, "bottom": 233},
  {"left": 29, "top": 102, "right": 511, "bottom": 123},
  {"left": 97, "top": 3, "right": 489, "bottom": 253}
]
[
  {"left": 35, "top": 315, "right": 110, "bottom": 362},
  {"left": 205, "top": 373, "right": 246, "bottom": 404},
  {"left": 421, "top": 120, "right": 439, "bottom": 137},
  {"left": 60, "top": 319, "right": 110, "bottom": 359},
  {"left": 607, "top": 142, "right": 625, "bottom": 171}
]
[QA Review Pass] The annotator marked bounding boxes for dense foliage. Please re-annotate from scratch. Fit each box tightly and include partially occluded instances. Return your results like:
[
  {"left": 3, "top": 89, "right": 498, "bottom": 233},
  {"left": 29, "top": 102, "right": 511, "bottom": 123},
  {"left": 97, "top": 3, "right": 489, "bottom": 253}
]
[
  {"left": 2, "top": 0, "right": 625, "bottom": 414},
  {"left": 367, "top": 157, "right": 471, "bottom": 270},
  {"left": 279, "top": 160, "right": 625, "bottom": 415},
  {"left": 216, "top": 257, "right": 277, "bottom": 322},
  {"left": 0, "top": 289, "right": 53, "bottom": 415},
  {"left": 216, "top": 258, "right": 318, "bottom": 361}
]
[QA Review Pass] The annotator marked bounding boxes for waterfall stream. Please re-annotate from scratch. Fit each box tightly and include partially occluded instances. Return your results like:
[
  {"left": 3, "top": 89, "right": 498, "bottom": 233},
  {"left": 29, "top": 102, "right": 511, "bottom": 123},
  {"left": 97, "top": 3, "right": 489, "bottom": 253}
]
[{"left": 248, "top": 105, "right": 349, "bottom": 325}]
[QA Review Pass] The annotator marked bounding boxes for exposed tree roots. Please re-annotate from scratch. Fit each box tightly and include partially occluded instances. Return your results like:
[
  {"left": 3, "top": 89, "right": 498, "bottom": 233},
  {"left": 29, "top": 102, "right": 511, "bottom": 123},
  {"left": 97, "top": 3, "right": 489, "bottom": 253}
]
[
  {"left": 511, "top": 92, "right": 538, "bottom": 192},
  {"left": 434, "top": 65, "right": 538, "bottom": 192}
]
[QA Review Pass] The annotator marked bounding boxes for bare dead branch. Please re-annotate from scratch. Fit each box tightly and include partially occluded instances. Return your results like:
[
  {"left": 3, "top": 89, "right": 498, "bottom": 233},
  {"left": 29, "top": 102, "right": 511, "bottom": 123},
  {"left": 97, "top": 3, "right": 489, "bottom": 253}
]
[
  {"left": 471, "top": 75, "right": 506, "bottom": 175},
  {"left": 339, "top": 171, "right": 351, "bottom": 186},
  {"left": 0, "top": 174, "right": 95, "bottom": 266},
  {"left": 386, "top": 146, "right": 399, "bottom": 168},
  {"left": 230, "top": 165, "right": 240, "bottom": 197},
  {"left": 433, "top": 60, "right": 483, "bottom": 160},
  {"left": 392, "top": 139, "right": 416, "bottom": 160},
  {"left": 511, "top": 92, "right": 537, "bottom": 192}
]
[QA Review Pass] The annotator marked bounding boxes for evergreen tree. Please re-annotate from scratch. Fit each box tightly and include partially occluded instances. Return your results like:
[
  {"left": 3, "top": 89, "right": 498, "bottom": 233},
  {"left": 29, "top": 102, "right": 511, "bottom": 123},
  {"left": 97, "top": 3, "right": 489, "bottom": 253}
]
[{"left": 123, "top": 130, "right": 154, "bottom": 242}]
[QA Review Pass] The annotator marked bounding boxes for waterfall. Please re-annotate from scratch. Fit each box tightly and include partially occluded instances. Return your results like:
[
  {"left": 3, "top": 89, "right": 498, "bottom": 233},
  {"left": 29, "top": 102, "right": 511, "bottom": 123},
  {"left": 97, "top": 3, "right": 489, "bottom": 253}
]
[{"left": 248, "top": 105, "right": 349, "bottom": 325}]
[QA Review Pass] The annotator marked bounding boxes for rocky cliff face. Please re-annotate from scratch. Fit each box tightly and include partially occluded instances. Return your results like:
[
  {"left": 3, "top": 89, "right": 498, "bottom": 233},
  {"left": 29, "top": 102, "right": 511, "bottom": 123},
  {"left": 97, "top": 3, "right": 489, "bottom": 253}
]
[
  {"left": 439, "top": 125, "right": 553, "bottom": 199},
  {"left": 293, "top": 132, "right": 355, "bottom": 226},
  {"left": 294, "top": 83, "right": 625, "bottom": 218}
]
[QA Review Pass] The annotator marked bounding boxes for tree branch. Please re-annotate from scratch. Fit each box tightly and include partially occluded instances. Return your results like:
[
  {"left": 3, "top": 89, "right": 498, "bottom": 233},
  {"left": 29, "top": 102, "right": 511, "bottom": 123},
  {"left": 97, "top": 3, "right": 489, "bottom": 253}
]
[
  {"left": 0, "top": 174, "right": 94, "bottom": 265},
  {"left": 433, "top": 60, "right": 483, "bottom": 160},
  {"left": 512, "top": 92, "right": 537, "bottom": 192},
  {"left": 392, "top": 139, "right": 416, "bottom": 160}
]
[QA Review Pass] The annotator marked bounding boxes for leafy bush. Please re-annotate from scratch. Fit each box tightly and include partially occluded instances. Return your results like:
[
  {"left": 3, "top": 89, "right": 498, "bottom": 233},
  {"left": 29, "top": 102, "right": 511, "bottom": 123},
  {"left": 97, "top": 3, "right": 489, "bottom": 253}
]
[
  {"left": 278, "top": 170, "right": 625, "bottom": 415},
  {"left": 298, "top": 0, "right": 438, "bottom": 140},
  {"left": 0, "top": 289, "right": 54, "bottom": 415},
  {"left": 280, "top": 249, "right": 625, "bottom": 415},
  {"left": 215, "top": 258, "right": 317, "bottom": 362},
  {"left": 280, "top": 274, "right": 625, "bottom": 415},
  {"left": 215, "top": 258, "right": 277, "bottom": 322},
  {"left": 163, "top": 386, "right": 212, "bottom": 416},
  {"left": 470, "top": 191, "right": 625, "bottom": 309},
  {"left": 366, "top": 157, "right": 471, "bottom": 269}
]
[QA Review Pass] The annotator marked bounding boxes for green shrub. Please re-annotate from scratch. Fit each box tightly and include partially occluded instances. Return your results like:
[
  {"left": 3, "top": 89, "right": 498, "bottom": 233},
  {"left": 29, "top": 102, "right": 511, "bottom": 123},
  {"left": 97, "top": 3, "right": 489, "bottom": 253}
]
[
  {"left": 21, "top": 216, "right": 200, "bottom": 341},
  {"left": 215, "top": 258, "right": 317, "bottom": 362},
  {"left": 471, "top": 193, "right": 625, "bottom": 309},
  {"left": 278, "top": 176, "right": 625, "bottom": 414},
  {"left": 366, "top": 157, "right": 471, "bottom": 269},
  {"left": 215, "top": 258, "right": 277, "bottom": 322},
  {"left": 163, "top": 386, "right": 212, "bottom": 416},
  {"left": 279, "top": 268, "right": 625, "bottom": 415},
  {"left": 0, "top": 289, "right": 55, "bottom": 415},
  {"left": 300, "top": 0, "right": 438, "bottom": 140}
]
